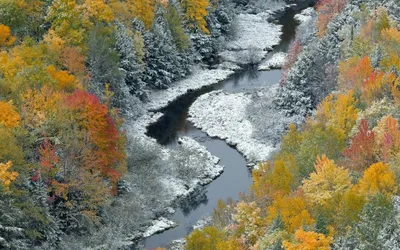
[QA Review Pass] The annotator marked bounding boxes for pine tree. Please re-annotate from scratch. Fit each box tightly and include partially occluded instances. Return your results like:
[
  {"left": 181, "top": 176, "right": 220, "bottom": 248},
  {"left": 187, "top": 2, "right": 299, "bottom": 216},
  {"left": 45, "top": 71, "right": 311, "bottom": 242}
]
[
  {"left": 115, "top": 21, "right": 147, "bottom": 100},
  {"left": 143, "top": 5, "right": 182, "bottom": 89}
]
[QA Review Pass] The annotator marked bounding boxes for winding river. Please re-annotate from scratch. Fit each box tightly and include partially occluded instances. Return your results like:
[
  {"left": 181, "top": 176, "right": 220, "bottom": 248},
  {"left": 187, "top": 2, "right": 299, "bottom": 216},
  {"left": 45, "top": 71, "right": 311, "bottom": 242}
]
[{"left": 143, "top": 8, "right": 300, "bottom": 249}]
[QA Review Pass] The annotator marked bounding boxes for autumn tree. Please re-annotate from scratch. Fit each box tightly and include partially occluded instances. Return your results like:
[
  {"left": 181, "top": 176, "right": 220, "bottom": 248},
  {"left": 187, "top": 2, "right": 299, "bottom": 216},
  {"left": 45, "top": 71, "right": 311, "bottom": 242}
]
[
  {"left": 373, "top": 116, "right": 400, "bottom": 162},
  {"left": 356, "top": 162, "right": 398, "bottom": 197},
  {"left": 180, "top": 0, "right": 210, "bottom": 33},
  {"left": 0, "top": 24, "right": 16, "bottom": 47},
  {"left": 0, "top": 161, "right": 18, "bottom": 191},
  {"left": 0, "top": 101, "right": 21, "bottom": 128},
  {"left": 344, "top": 119, "right": 376, "bottom": 171},
  {"left": 302, "top": 155, "right": 352, "bottom": 205},
  {"left": 338, "top": 56, "right": 374, "bottom": 91},
  {"left": 132, "top": 0, "right": 155, "bottom": 29},
  {"left": 315, "top": 91, "right": 358, "bottom": 137},
  {"left": 316, "top": 0, "right": 350, "bottom": 37},
  {"left": 266, "top": 194, "right": 315, "bottom": 233},
  {"left": 65, "top": 90, "right": 126, "bottom": 191},
  {"left": 252, "top": 160, "right": 293, "bottom": 199},
  {"left": 233, "top": 201, "right": 264, "bottom": 244},
  {"left": 283, "top": 228, "right": 333, "bottom": 250}
]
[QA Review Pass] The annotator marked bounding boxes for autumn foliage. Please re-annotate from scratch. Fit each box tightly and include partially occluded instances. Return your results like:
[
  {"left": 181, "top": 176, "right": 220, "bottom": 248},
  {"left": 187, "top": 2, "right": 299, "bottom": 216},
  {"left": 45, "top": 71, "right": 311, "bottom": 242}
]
[
  {"left": 316, "top": 0, "right": 350, "bottom": 37},
  {"left": 186, "top": 5, "right": 400, "bottom": 249}
]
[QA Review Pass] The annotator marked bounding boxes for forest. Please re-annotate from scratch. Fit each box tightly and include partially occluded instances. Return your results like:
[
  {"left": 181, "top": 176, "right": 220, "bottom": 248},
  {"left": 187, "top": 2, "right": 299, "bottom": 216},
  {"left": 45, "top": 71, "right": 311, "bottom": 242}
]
[
  {"left": 2, "top": 0, "right": 400, "bottom": 249},
  {"left": 0, "top": 0, "right": 237, "bottom": 248},
  {"left": 184, "top": 0, "right": 400, "bottom": 249}
]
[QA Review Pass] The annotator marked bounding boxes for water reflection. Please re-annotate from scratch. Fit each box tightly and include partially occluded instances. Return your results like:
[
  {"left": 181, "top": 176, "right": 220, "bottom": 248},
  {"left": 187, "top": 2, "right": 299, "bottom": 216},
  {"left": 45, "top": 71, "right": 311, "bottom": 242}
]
[{"left": 178, "top": 187, "right": 209, "bottom": 217}]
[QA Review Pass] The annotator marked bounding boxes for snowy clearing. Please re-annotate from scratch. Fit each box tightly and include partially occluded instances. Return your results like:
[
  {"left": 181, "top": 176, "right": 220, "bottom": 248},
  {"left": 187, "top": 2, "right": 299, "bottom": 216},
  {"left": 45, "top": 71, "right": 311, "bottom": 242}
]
[
  {"left": 258, "top": 52, "right": 287, "bottom": 70},
  {"left": 188, "top": 91, "right": 276, "bottom": 166},
  {"left": 227, "top": 12, "right": 282, "bottom": 51}
]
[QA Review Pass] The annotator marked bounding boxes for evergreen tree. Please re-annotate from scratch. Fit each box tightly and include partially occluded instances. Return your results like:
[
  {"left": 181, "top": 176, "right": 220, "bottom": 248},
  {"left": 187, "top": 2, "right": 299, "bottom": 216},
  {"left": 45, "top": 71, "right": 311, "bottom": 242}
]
[
  {"left": 143, "top": 4, "right": 182, "bottom": 89},
  {"left": 115, "top": 21, "right": 147, "bottom": 100}
]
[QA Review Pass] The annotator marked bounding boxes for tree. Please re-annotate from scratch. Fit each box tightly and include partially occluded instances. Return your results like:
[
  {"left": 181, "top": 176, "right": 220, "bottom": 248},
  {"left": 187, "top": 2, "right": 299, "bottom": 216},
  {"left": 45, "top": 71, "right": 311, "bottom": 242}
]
[
  {"left": 266, "top": 195, "right": 315, "bottom": 233},
  {"left": 373, "top": 116, "right": 400, "bottom": 162},
  {"left": 144, "top": 5, "right": 182, "bottom": 89},
  {"left": 132, "top": 0, "right": 155, "bottom": 29},
  {"left": 362, "top": 71, "right": 396, "bottom": 104},
  {"left": 0, "top": 101, "right": 21, "bottom": 128},
  {"left": 166, "top": 2, "right": 190, "bottom": 51},
  {"left": 302, "top": 155, "right": 352, "bottom": 205},
  {"left": 185, "top": 226, "right": 228, "bottom": 250},
  {"left": 344, "top": 119, "right": 376, "bottom": 171},
  {"left": 115, "top": 21, "right": 146, "bottom": 99},
  {"left": 233, "top": 201, "right": 264, "bottom": 245},
  {"left": 65, "top": 90, "right": 126, "bottom": 190},
  {"left": 356, "top": 162, "right": 398, "bottom": 197},
  {"left": 283, "top": 228, "right": 333, "bottom": 250},
  {"left": 0, "top": 161, "right": 18, "bottom": 191},
  {"left": 252, "top": 160, "right": 293, "bottom": 199},
  {"left": 180, "top": 0, "right": 210, "bottom": 33},
  {"left": 338, "top": 56, "right": 374, "bottom": 91},
  {"left": 0, "top": 24, "right": 15, "bottom": 47},
  {"left": 316, "top": 0, "right": 350, "bottom": 37},
  {"left": 84, "top": 0, "right": 114, "bottom": 23},
  {"left": 315, "top": 91, "right": 358, "bottom": 137}
]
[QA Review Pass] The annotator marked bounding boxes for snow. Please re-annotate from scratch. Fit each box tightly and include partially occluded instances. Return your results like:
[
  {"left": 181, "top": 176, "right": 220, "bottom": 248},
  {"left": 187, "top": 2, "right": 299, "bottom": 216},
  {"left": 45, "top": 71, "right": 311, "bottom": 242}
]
[
  {"left": 188, "top": 91, "right": 276, "bottom": 166},
  {"left": 227, "top": 13, "right": 282, "bottom": 51},
  {"left": 178, "top": 137, "right": 224, "bottom": 185},
  {"left": 146, "top": 68, "right": 234, "bottom": 111},
  {"left": 218, "top": 12, "right": 283, "bottom": 65},
  {"left": 258, "top": 52, "right": 287, "bottom": 70},
  {"left": 294, "top": 7, "right": 316, "bottom": 24},
  {"left": 142, "top": 218, "right": 178, "bottom": 238}
]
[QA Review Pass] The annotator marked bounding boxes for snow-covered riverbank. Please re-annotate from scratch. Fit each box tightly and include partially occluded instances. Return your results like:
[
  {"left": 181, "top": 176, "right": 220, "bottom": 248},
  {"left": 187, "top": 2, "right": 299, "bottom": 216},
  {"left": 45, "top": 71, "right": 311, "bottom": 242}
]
[{"left": 188, "top": 90, "right": 277, "bottom": 167}]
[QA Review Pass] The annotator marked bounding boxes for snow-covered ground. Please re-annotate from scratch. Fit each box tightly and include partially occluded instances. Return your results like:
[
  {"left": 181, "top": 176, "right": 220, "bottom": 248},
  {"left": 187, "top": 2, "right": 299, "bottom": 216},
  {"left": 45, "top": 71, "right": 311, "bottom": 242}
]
[
  {"left": 188, "top": 91, "right": 276, "bottom": 166},
  {"left": 145, "top": 68, "right": 235, "bottom": 112},
  {"left": 258, "top": 52, "right": 287, "bottom": 70},
  {"left": 294, "top": 7, "right": 316, "bottom": 24},
  {"left": 143, "top": 218, "right": 178, "bottom": 238},
  {"left": 220, "top": 12, "right": 282, "bottom": 65},
  {"left": 227, "top": 13, "right": 282, "bottom": 51}
]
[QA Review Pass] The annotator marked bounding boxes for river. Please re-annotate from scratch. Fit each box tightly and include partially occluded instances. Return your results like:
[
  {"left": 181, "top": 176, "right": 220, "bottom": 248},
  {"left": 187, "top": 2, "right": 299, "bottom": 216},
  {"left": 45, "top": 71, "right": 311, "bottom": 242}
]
[{"left": 143, "top": 8, "right": 300, "bottom": 249}]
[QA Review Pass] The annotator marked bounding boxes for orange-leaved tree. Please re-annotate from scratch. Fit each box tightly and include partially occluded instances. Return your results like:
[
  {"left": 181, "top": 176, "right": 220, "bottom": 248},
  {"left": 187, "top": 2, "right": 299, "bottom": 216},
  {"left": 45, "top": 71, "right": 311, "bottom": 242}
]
[
  {"left": 344, "top": 119, "right": 376, "bottom": 171},
  {"left": 0, "top": 24, "right": 16, "bottom": 47},
  {"left": 65, "top": 90, "right": 126, "bottom": 192},
  {"left": 0, "top": 101, "right": 21, "bottom": 128}
]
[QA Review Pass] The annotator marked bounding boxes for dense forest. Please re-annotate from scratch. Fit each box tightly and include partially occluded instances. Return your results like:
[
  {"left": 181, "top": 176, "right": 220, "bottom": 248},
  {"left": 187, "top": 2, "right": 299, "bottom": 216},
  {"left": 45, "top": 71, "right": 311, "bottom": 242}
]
[
  {"left": 0, "top": 0, "right": 238, "bottom": 248},
  {"left": 184, "top": 0, "right": 400, "bottom": 249}
]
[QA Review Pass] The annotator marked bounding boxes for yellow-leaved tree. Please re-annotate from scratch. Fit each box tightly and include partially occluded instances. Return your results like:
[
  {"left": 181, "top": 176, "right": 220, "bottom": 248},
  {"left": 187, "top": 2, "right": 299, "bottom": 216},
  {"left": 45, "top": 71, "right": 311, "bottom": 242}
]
[
  {"left": 302, "top": 155, "right": 352, "bottom": 205},
  {"left": 0, "top": 101, "right": 21, "bottom": 128},
  {"left": 180, "top": 0, "right": 210, "bottom": 33},
  {"left": 283, "top": 228, "right": 334, "bottom": 250},
  {"left": 132, "top": 0, "right": 155, "bottom": 29},
  {"left": 266, "top": 194, "right": 315, "bottom": 233},
  {"left": 0, "top": 161, "right": 18, "bottom": 191},
  {"left": 356, "top": 162, "right": 398, "bottom": 197}
]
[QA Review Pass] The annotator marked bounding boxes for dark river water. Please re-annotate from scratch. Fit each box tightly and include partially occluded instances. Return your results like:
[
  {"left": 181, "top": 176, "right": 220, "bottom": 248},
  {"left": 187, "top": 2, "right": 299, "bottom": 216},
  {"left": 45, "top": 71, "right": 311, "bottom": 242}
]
[{"left": 143, "top": 8, "right": 299, "bottom": 249}]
